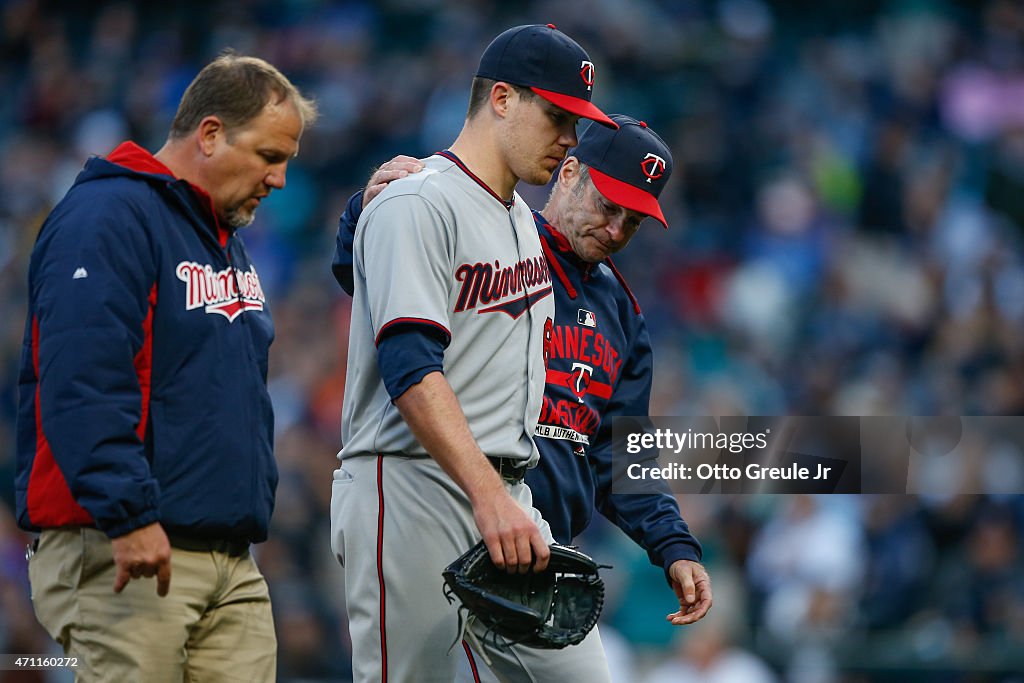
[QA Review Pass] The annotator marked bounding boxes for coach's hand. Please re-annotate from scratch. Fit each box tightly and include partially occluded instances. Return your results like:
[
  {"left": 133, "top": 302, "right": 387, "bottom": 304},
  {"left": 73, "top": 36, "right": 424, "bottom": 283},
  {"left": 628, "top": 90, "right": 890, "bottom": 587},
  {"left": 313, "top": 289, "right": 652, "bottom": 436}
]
[
  {"left": 111, "top": 522, "right": 172, "bottom": 597},
  {"left": 363, "top": 155, "right": 424, "bottom": 207},
  {"left": 666, "top": 559, "right": 712, "bottom": 625},
  {"left": 472, "top": 487, "right": 550, "bottom": 575}
]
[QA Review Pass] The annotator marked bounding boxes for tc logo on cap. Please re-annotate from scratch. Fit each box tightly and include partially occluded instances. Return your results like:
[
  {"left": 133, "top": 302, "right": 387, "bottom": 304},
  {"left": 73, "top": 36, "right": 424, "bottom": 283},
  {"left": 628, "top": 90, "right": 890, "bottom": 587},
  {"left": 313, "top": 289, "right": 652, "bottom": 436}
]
[
  {"left": 579, "top": 61, "right": 595, "bottom": 90},
  {"left": 641, "top": 153, "right": 667, "bottom": 183}
]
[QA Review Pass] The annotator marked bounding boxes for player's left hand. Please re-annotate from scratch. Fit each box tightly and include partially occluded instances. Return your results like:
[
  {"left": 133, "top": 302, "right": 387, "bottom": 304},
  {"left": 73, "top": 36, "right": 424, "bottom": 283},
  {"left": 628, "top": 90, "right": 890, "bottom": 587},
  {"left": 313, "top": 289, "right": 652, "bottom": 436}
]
[{"left": 666, "top": 559, "right": 712, "bottom": 625}]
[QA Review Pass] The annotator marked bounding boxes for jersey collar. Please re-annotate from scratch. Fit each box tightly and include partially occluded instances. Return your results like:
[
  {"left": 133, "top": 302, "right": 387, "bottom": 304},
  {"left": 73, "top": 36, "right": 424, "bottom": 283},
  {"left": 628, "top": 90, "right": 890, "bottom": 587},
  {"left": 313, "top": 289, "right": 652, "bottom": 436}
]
[{"left": 437, "top": 150, "right": 514, "bottom": 210}]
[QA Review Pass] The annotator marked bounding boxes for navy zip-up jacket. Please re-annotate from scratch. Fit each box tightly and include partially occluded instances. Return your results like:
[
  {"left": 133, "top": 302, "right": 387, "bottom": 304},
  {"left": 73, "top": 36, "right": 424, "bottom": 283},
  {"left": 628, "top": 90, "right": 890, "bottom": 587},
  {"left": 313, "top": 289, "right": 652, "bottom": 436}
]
[
  {"left": 16, "top": 141, "right": 278, "bottom": 543},
  {"left": 332, "top": 191, "right": 701, "bottom": 574}
]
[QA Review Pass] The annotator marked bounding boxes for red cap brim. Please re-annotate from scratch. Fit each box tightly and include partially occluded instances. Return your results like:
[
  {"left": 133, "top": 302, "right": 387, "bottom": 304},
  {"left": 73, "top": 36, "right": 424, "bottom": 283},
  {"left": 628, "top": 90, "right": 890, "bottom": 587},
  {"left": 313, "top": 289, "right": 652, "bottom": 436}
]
[
  {"left": 589, "top": 167, "right": 668, "bottom": 228},
  {"left": 531, "top": 87, "right": 618, "bottom": 128}
]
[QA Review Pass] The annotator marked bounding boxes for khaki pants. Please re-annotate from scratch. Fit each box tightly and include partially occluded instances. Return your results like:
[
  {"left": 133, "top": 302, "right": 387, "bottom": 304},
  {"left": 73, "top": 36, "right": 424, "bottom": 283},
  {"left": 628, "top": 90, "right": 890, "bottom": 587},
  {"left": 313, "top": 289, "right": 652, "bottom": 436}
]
[{"left": 28, "top": 528, "right": 276, "bottom": 683}]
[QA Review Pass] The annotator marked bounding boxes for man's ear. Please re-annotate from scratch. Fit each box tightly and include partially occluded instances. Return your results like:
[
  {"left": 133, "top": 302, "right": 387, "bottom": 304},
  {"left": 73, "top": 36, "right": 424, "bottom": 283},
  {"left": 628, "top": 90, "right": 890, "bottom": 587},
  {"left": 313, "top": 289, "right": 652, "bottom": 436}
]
[
  {"left": 196, "top": 115, "right": 226, "bottom": 156},
  {"left": 559, "top": 156, "right": 581, "bottom": 185},
  {"left": 489, "top": 82, "right": 513, "bottom": 119}
]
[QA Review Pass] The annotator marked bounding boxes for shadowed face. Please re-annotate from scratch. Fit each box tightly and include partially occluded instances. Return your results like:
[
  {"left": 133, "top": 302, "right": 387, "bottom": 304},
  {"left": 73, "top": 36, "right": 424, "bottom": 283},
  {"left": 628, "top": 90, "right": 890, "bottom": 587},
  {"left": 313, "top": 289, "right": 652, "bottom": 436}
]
[
  {"left": 554, "top": 160, "right": 647, "bottom": 262},
  {"left": 500, "top": 90, "right": 580, "bottom": 187}
]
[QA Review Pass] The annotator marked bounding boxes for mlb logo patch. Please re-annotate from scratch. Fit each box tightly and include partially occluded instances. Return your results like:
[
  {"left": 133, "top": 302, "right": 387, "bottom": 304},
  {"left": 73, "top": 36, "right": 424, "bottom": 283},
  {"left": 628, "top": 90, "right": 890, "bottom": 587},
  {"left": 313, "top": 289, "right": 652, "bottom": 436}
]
[{"left": 578, "top": 309, "right": 597, "bottom": 327}]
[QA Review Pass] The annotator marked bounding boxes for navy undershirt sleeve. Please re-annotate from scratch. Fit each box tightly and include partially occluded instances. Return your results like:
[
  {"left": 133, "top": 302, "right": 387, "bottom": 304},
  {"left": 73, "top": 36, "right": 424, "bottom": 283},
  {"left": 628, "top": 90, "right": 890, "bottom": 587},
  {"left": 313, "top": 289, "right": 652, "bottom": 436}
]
[
  {"left": 331, "top": 190, "right": 363, "bottom": 296},
  {"left": 376, "top": 325, "right": 447, "bottom": 400}
]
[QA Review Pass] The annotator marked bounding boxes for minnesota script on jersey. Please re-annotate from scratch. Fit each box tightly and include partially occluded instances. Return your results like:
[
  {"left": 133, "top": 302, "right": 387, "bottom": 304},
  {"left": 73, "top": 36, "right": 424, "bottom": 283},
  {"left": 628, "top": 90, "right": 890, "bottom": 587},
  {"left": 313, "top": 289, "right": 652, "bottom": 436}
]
[{"left": 341, "top": 153, "right": 554, "bottom": 463}]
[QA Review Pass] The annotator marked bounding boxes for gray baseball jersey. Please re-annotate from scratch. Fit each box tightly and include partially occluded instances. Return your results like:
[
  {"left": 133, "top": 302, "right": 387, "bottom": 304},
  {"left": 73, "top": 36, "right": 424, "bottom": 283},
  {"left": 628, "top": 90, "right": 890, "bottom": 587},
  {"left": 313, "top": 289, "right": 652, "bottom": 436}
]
[{"left": 340, "top": 151, "right": 554, "bottom": 464}]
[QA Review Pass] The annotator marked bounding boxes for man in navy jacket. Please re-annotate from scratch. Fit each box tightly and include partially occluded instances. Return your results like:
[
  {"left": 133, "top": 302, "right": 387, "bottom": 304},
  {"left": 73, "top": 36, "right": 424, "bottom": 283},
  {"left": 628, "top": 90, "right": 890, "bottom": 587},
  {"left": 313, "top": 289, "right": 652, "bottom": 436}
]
[
  {"left": 333, "top": 116, "right": 713, "bottom": 647},
  {"left": 17, "top": 54, "right": 316, "bottom": 682}
]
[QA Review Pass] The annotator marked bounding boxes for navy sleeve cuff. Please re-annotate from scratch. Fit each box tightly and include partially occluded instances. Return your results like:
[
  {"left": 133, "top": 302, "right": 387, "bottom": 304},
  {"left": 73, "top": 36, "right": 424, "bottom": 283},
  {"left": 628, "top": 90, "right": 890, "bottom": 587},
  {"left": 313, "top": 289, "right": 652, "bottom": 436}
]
[
  {"left": 377, "top": 324, "right": 447, "bottom": 400},
  {"left": 661, "top": 541, "right": 703, "bottom": 567},
  {"left": 102, "top": 507, "right": 162, "bottom": 539},
  {"left": 331, "top": 190, "right": 364, "bottom": 295}
]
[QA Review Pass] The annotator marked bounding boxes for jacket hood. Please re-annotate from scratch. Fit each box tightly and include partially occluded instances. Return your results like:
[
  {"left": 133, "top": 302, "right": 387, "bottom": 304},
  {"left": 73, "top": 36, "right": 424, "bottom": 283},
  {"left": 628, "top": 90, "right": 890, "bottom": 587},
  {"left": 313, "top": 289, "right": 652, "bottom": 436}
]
[
  {"left": 78, "top": 141, "right": 228, "bottom": 246},
  {"left": 76, "top": 141, "right": 177, "bottom": 185}
]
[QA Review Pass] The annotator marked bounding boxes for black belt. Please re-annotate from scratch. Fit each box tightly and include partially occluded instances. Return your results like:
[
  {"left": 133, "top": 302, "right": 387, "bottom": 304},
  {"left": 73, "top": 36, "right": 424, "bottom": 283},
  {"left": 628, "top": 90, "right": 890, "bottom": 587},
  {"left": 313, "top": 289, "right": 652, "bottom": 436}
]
[
  {"left": 488, "top": 457, "right": 529, "bottom": 483},
  {"left": 167, "top": 533, "right": 250, "bottom": 557}
]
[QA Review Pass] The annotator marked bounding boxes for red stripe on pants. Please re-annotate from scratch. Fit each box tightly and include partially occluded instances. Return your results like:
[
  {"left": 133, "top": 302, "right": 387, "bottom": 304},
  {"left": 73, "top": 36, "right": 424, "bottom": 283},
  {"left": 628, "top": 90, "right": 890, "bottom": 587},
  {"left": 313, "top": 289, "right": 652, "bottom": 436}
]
[{"left": 376, "top": 454, "right": 388, "bottom": 681}]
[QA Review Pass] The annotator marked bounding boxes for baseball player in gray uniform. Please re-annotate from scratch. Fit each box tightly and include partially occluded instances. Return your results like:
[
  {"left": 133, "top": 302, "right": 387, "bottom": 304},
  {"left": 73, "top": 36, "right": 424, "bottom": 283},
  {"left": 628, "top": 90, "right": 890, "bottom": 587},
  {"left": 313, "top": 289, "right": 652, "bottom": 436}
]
[{"left": 331, "top": 25, "right": 618, "bottom": 683}]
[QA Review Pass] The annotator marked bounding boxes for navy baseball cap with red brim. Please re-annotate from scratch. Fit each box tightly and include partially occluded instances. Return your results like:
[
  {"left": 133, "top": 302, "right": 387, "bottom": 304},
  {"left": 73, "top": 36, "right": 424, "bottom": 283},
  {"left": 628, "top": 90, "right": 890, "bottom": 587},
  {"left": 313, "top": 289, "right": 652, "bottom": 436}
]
[
  {"left": 572, "top": 114, "right": 673, "bottom": 228},
  {"left": 476, "top": 24, "right": 617, "bottom": 129}
]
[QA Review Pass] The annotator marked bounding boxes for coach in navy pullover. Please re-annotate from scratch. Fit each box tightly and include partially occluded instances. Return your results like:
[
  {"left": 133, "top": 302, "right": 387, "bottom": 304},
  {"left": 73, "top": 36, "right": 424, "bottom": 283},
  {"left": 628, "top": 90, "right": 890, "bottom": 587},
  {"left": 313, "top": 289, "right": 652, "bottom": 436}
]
[
  {"left": 333, "top": 116, "right": 713, "bottom": 626},
  {"left": 16, "top": 54, "right": 318, "bottom": 682},
  {"left": 17, "top": 141, "right": 278, "bottom": 543}
]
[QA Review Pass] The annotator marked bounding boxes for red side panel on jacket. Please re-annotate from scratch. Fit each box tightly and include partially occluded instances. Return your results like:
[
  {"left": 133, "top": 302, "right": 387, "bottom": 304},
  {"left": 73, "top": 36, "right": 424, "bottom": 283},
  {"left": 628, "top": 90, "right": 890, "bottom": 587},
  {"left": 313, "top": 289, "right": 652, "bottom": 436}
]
[
  {"left": 26, "top": 283, "right": 158, "bottom": 527},
  {"left": 27, "top": 315, "right": 92, "bottom": 527},
  {"left": 134, "top": 284, "right": 157, "bottom": 439}
]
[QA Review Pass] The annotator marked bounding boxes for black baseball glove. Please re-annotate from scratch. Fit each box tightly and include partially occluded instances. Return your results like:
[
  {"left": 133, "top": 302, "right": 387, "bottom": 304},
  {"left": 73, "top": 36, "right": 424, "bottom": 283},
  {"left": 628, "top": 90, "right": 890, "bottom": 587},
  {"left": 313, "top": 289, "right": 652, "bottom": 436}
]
[{"left": 442, "top": 541, "right": 605, "bottom": 650}]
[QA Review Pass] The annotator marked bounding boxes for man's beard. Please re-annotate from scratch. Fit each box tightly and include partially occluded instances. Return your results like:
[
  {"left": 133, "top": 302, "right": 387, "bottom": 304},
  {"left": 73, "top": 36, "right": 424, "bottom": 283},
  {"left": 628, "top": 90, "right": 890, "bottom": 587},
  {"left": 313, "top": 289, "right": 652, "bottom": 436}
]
[{"left": 223, "top": 205, "right": 256, "bottom": 228}]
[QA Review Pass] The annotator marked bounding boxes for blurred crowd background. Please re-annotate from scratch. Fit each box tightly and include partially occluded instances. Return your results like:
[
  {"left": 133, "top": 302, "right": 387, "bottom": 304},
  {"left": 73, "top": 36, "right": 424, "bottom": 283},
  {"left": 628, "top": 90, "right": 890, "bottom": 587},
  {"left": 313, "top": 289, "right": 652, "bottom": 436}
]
[{"left": 2, "top": 0, "right": 1024, "bottom": 681}]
